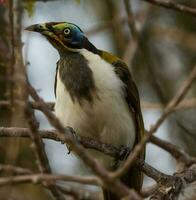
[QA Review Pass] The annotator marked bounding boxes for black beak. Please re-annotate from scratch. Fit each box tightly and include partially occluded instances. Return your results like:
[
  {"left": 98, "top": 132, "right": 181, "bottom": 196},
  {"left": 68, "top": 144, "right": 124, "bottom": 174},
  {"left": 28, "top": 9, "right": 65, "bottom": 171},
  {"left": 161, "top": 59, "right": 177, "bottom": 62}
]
[
  {"left": 25, "top": 23, "right": 65, "bottom": 48},
  {"left": 25, "top": 24, "right": 46, "bottom": 33}
]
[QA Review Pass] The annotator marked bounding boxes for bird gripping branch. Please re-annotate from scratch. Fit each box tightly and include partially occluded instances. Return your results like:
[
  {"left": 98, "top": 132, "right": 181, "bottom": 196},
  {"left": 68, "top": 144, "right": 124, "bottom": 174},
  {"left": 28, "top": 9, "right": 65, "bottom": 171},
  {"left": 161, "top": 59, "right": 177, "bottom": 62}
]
[{"left": 25, "top": 22, "right": 145, "bottom": 200}]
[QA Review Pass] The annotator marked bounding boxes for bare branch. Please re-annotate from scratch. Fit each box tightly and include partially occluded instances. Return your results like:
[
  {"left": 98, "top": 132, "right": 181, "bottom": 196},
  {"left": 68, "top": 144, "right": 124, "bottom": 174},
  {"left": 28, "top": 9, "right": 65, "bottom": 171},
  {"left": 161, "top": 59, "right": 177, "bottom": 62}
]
[
  {"left": 1, "top": 98, "right": 196, "bottom": 112},
  {"left": 0, "top": 173, "right": 100, "bottom": 187},
  {"left": 1, "top": 127, "right": 195, "bottom": 184},
  {"left": 0, "top": 164, "right": 32, "bottom": 175},
  {"left": 0, "top": 128, "right": 184, "bottom": 164},
  {"left": 0, "top": 126, "right": 195, "bottom": 165},
  {"left": 137, "top": 160, "right": 171, "bottom": 181},
  {"left": 25, "top": 104, "right": 50, "bottom": 173},
  {"left": 150, "top": 164, "right": 196, "bottom": 199},
  {"left": 141, "top": 98, "right": 196, "bottom": 110},
  {"left": 150, "top": 135, "right": 196, "bottom": 166},
  {"left": 56, "top": 185, "right": 100, "bottom": 200},
  {"left": 25, "top": 101, "right": 65, "bottom": 199},
  {"left": 0, "top": 162, "right": 195, "bottom": 199},
  {"left": 143, "top": 0, "right": 196, "bottom": 17},
  {"left": 0, "top": 163, "right": 100, "bottom": 200},
  {"left": 123, "top": 0, "right": 139, "bottom": 40},
  {"left": 141, "top": 185, "right": 157, "bottom": 198}
]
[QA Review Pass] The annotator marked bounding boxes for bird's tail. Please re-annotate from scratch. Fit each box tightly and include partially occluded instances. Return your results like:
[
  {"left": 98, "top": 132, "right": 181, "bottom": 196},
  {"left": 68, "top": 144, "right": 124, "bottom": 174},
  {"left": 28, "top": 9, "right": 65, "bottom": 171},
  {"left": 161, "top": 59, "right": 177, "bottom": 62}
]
[
  {"left": 103, "top": 113, "right": 145, "bottom": 200},
  {"left": 103, "top": 164, "right": 143, "bottom": 200}
]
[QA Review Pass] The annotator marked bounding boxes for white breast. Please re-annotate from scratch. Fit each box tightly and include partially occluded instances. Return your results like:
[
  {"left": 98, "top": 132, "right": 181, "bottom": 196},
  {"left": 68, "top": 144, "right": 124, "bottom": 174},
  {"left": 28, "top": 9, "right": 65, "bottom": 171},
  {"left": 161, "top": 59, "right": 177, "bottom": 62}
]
[{"left": 55, "top": 49, "right": 135, "bottom": 168}]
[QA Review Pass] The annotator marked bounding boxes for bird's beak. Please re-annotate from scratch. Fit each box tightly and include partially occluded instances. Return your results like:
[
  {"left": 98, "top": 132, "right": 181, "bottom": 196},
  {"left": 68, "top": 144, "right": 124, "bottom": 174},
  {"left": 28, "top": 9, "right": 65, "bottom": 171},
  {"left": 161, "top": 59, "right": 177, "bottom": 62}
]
[
  {"left": 25, "top": 23, "right": 48, "bottom": 33},
  {"left": 25, "top": 23, "right": 56, "bottom": 39},
  {"left": 25, "top": 23, "right": 67, "bottom": 50}
]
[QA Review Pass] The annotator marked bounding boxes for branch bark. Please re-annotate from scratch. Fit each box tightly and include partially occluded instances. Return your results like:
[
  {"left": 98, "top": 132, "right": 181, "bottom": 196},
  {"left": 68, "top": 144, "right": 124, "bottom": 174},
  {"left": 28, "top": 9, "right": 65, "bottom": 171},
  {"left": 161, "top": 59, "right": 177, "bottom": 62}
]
[{"left": 143, "top": 0, "right": 196, "bottom": 17}]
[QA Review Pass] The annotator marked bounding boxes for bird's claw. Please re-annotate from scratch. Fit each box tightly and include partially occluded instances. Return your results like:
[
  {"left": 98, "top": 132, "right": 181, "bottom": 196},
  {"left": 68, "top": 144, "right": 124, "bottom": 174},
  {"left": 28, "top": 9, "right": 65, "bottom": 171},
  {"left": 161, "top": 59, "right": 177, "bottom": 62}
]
[
  {"left": 67, "top": 146, "right": 71, "bottom": 154},
  {"left": 119, "top": 146, "right": 130, "bottom": 161},
  {"left": 67, "top": 127, "right": 80, "bottom": 142},
  {"left": 65, "top": 127, "right": 80, "bottom": 155},
  {"left": 112, "top": 146, "right": 130, "bottom": 168}
]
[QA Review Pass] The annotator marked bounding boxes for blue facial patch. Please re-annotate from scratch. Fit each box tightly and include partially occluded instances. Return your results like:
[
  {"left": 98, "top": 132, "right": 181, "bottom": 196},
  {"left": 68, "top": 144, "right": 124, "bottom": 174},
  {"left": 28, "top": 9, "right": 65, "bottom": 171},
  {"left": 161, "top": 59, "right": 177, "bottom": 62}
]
[
  {"left": 71, "top": 26, "right": 84, "bottom": 44},
  {"left": 51, "top": 22, "right": 84, "bottom": 48}
]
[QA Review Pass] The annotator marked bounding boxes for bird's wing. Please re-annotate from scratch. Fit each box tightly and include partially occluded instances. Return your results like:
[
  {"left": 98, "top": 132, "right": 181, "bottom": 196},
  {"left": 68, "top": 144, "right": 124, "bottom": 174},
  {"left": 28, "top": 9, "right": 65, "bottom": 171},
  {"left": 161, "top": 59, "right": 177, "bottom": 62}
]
[{"left": 100, "top": 50, "right": 145, "bottom": 194}]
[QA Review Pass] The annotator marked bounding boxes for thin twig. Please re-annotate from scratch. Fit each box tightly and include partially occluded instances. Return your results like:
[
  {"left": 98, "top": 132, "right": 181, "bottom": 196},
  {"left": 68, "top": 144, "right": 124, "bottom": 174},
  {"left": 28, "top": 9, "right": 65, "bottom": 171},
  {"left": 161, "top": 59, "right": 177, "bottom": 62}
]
[
  {"left": 1, "top": 127, "right": 195, "bottom": 185},
  {"left": 141, "top": 184, "right": 157, "bottom": 198},
  {"left": 0, "top": 161, "right": 170, "bottom": 195},
  {"left": 143, "top": 0, "right": 196, "bottom": 17},
  {"left": 150, "top": 26, "right": 196, "bottom": 52},
  {"left": 122, "top": 0, "right": 140, "bottom": 65},
  {"left": 0, "top": 164, "right": 32, "bottom": 175},
  {"left": 123, "top": 0, "right": 139, "bottom": 40},
  {"left": 0, "top": 100, "right": 54, "bottom": 110},
  {"left": 0, "top": 163, "right": 100, "bottom": 200},
  {"left": 25, "top": 103, "right": 50, "bottom": 173},
  {"left": 0, "top": 161, "right": 168, "bottom": 188},
  {"left": 141, "top": 98, "right": 196, "bottom": 110},
  {"left": 0, "top": 127, "right": 195, "bottom": 167},
  {"left": 136, "top": 160, "right": 171, "bottom": 181},
  {"left": 1, "top": 98, "right": 196, "bottom": 111},
  {"left": 0, "top": 173, "right": 100, "bottom": 186},
  {"left": 150, "top": 135, "right": 196, "bottom": 165},
  {"left": 150, "top": 164, "right": 196, "bottom": 199},
  {"left": 56, "top": 185, "right": 100, "bottom": 200},
  {"left": 86, "top": 12, "right": 147, "bottom": 36},
  {"left": 25, "top": 101, "right": 65, "bottom": 200},
  {"left": 105, "top": 0, "right": 126, "bottom": 55},
  {"left": 0, "top": 163, "right": 195, "bottom": 199}
]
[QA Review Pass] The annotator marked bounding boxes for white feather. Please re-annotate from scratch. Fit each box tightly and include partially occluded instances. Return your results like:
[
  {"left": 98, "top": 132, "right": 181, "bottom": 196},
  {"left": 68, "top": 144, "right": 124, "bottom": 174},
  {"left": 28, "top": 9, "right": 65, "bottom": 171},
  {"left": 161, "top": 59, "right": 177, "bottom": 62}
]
[{"left": 55, "top": 49, "right": 135, "bottom": 169}]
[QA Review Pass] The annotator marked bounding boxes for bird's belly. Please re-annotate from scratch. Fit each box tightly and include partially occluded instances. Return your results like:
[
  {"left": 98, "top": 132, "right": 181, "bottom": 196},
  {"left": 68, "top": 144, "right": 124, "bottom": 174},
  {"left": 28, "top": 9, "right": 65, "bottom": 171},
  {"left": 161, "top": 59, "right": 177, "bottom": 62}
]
[
  {"left": 55, "top": 90, "right": 135, "bottom": 169},
  {"left": 55, "top": 78, "right": 135, "bottom": 148}
]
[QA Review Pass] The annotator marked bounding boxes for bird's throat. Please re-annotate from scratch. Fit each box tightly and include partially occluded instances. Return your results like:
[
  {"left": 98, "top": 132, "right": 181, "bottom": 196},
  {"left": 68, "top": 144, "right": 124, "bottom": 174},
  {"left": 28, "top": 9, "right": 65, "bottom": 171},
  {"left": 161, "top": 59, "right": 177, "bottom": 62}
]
[{"left": 57, "top": 52, "right": 96, "bottom": 104}]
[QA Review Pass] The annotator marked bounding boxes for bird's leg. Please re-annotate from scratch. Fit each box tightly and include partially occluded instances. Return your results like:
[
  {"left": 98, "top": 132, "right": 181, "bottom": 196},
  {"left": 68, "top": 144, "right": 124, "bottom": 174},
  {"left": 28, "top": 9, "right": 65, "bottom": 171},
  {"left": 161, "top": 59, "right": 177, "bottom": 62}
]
[
  {"left": 119, "top": 146, "right": 130, "bottom": 161},
  {"left": 112, "top": 146, "right": 130, "bottom": 169},
  {"left": 65, "top": 127, "right": 80, "bottom": 154}
]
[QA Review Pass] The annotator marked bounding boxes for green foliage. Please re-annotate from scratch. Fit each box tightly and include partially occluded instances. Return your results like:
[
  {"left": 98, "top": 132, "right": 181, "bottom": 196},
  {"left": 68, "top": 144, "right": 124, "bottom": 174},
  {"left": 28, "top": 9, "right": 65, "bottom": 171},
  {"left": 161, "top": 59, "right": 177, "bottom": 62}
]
[
  {"left": 74, "top": 0, "right": 81, "bottom": 4},
  {"left": 23, "top": 0, "right": 35, "bottom": 17}
]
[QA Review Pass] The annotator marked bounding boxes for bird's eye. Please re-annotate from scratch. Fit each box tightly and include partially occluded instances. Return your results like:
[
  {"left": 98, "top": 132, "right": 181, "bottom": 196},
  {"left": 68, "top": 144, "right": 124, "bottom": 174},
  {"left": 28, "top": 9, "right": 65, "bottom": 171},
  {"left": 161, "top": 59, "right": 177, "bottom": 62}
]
[{"left": 64, "top": 28, "right": 71, "bottom": 35}]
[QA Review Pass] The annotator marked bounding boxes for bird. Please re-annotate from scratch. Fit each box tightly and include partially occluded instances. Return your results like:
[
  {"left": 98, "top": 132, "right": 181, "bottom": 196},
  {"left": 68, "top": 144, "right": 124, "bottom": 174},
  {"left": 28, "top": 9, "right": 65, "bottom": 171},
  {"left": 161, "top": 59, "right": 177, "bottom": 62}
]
[{"left": 25, "top": 22, "right": 145, "bottom": 200}]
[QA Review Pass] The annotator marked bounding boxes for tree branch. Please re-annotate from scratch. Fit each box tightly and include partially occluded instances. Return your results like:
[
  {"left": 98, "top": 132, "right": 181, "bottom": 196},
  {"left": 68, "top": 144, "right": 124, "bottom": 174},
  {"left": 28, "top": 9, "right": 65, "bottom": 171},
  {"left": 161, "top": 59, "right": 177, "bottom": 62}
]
[
  {"left": 1, "top": 98, "right": 196, "bottom": 111},
  {"left": 0, "top": 127, "right": 195, "bottom": 184},
  {"left": 143, "top": 0, "right": 196, "bottom": 17},
  {"left": 25, "top": 101, "right": 65, "bottom": 200}
]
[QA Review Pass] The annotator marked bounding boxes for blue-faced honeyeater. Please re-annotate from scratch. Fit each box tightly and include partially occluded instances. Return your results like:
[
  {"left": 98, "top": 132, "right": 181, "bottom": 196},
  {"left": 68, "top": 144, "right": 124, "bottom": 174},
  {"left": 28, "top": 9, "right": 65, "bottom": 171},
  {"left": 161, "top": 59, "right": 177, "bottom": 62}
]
[{"left": 25, "top": 22, "right": 145, "bottom": 200}]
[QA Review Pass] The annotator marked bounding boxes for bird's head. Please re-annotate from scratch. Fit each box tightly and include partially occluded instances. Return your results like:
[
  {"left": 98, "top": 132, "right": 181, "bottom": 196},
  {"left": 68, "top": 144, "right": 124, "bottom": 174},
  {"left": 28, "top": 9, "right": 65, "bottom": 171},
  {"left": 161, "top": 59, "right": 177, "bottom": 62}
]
[{"left": 25, "top": 22, "right": 90, "bottom": 53}]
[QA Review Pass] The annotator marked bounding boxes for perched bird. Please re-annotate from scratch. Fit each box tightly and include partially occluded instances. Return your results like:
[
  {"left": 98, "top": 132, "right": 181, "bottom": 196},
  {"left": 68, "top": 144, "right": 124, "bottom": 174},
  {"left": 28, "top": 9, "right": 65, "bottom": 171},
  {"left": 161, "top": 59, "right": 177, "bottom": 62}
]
[{"left": 26, "top": 22, "right": 145, "bottom": 199}]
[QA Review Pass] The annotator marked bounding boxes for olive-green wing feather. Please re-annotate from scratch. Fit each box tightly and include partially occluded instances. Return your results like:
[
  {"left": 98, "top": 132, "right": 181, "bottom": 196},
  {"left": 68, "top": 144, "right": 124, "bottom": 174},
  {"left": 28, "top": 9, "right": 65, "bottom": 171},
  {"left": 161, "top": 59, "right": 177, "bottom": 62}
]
[{"left": 100, "top": 50, "right": 145, "bottom": 199}]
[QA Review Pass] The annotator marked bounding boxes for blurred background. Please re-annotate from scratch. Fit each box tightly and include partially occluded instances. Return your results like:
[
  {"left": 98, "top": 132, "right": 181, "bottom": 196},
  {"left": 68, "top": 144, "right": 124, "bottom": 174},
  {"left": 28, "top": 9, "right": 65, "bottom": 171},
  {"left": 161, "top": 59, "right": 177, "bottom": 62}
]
[{"left": 0, "top": 0, "right": 196, "bottom": 199}]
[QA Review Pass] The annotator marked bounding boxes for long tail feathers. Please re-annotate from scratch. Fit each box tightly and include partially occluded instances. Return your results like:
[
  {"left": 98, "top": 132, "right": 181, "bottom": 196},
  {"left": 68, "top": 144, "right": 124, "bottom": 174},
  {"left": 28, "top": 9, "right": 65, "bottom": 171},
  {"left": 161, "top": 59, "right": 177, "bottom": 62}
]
[
  {"left": 103, "top": 165, "right": 143, "bottom": 200},
  {"left": 103, "top": 113, "right": 145, "bottom": 200}
]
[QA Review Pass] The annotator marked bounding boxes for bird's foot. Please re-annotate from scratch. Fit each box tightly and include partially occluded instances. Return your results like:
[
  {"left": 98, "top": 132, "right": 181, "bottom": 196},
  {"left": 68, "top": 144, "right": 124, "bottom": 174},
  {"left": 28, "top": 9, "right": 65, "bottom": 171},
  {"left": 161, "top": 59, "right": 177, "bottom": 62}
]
[
  {"left": 67, "top": 147, "right": 71, "bottom": 154},
  {"left": 119, "top": 146, "right": 130, "bottom": 161},
  {"left": 113, "top": 159, "right": 120, "bottom": 169},
  {"left": 66, "top": 127, "right": 80, "bottom": 154},
  {"left": 112, "top": 146, "right": 130, "bottom": 168}
]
